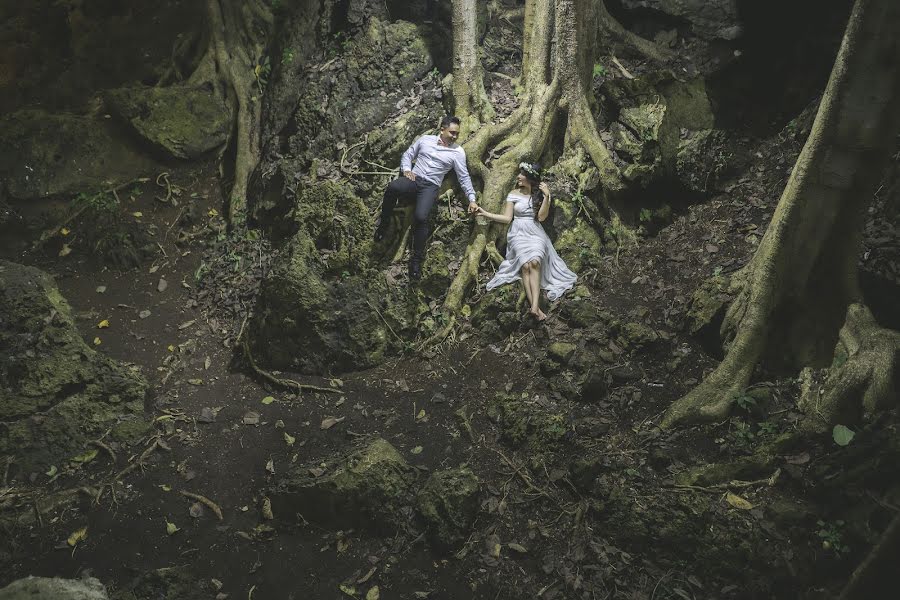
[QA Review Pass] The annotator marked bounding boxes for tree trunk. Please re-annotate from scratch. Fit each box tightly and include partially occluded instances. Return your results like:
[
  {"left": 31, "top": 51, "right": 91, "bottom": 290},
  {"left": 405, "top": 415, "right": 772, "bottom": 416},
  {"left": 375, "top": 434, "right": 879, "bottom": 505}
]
[
  {"left": 433, "top": 0, "right": 666, "bottom": 334},
  {"left": 662, "top": 0, "right": 900, "bottom": 429},
  {"left": 451, "top": 0, "right": 494, "bottom": 138}
]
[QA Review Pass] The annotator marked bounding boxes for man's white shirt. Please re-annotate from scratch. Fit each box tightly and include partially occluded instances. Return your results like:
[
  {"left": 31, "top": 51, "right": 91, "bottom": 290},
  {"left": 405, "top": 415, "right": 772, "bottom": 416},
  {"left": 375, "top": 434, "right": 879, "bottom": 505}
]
[{"left": 400, "top": 135, "right": 477, "bottom": 203}]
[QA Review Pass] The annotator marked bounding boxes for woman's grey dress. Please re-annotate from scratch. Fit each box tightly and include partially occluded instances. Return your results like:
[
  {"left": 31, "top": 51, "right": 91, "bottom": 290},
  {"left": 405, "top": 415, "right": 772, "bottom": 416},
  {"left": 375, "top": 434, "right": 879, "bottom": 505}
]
[{"left": 486, "top": 191, "right": 577, "bottom": 300}]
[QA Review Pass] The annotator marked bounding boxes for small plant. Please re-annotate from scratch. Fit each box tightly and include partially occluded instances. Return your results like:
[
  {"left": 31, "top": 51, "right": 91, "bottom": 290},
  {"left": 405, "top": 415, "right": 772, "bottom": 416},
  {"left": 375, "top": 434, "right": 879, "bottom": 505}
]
[
  {"left": 734, "top": 393, "right": 757, "bottom": 412},
  {"left": 254, "top": 56, "right": 272, "bottom": 94},
  {"left": 592, "top": 63, "right": 607, "bottom": 79},
  {"left": 281, "top": 48, "right": 294, "bottom": 65},
  {"left": 727, "top": 420, "right": 755, "bottom": 450},
  {"left": 817, "top": 520, "right": 850, "bottom": 555},
  {"left": 638, "top": 208, "right": 652, "bottom": 223}
]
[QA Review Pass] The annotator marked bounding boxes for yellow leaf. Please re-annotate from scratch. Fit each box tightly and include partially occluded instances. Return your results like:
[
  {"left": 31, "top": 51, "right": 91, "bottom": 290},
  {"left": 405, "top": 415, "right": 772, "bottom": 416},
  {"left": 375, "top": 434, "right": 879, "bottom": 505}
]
[
  {"left": 132, "top": 211, "right": 143, "bottom": 218},
  {"left": 93, "top": 337, "right": 102, "bottom": 345},
  {"left": 261, "top": 396, "right": 275, "bottom": 405},
  {"left": 166, "top": 520, "right": 180, "bottom": 535},
  {"left": 97, "top": 319, "right": 110, "bottom": 329},
  {"left": 59, "top": 243, "right": 72, "bottom": 257},
  {"left": 208, "top": 208, "right": 219, "bottom": 217},
  {"left": 72, "top": 448, "right": 98, "bottom": 463},
  {"left": 67, "top": 526, "right": 88, "bottom": 547},
  {"left": 365, "top": 586, "right": 380, "bottom": 600},
  {"left": 339, "top": 584, "right": 357, "bottom": 597},
  {"left": 410, "top": 446, "right": 423, "bottom": 455},
  {"left": 725, "top": 492, "right": 754, "bottom": 510},
  {"left": 284, "top": 432, "right": 296, "bottom": 446},
  {"left": 167, "top": 345, "right": 175, "bottom": 352},
  {"left": 159, "top": 484, "right": 172, "bottom": 492},
  {"left": 45, "top": 465, "right": 58, "bottom": 477},
  {"left": 416, "top": 409, "right": 426, "bottom": 421},
  {"left": 60, "top": 227, "right": 70, "bottom": 236}
]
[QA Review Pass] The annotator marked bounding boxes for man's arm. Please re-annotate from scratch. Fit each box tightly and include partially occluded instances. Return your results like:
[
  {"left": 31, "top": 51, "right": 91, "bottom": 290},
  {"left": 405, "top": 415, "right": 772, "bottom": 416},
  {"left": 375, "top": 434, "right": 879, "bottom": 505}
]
[
  {"left": 400, "top": 137, "right": 423, "bottom": 175},
  {"left": 453, "top": 149, "right": 478, "bottom": 204}
]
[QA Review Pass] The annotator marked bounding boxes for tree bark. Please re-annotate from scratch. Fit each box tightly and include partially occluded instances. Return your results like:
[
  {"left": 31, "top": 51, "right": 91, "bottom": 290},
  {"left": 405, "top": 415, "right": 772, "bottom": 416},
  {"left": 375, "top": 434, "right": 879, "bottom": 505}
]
[
  {"left": 451, "top": 0, "right": 494, "bottom": 138},
  {"left": 662, "top": 0, "right": 900, "bottom": 429}
]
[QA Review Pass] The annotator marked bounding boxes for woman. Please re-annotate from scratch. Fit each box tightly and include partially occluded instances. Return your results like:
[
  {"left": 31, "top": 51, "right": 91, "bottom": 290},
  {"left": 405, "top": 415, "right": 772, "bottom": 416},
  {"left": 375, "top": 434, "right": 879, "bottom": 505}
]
[{"left": 477, "top": 162, "right": 577, "bottom": 321}]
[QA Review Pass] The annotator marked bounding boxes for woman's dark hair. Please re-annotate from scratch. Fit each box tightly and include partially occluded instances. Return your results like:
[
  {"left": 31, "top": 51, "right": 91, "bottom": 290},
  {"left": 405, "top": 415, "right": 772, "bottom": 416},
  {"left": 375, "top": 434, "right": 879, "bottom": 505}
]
[
  {"left": 440, "top": 115, "right": 461, "bottom": 128},
  {"left": 518, "top": 162, "right": 545, "bottom": 221}
]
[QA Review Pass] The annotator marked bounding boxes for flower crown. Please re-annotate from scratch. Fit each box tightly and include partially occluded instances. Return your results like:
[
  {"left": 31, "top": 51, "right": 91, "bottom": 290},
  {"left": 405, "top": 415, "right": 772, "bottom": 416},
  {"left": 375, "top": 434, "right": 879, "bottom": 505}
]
[{"left": 518, "top": 162, "right": 540, "bottom": 179}]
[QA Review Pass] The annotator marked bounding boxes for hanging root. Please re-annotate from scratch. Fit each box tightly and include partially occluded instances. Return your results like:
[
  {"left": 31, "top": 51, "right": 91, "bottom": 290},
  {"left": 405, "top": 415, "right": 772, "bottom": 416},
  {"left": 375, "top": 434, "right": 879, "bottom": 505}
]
[
  {"left": 799, "top": 303, "right": 900, "bottom": 432},
  {"left": 598, "top": 0, "right": 671, "bottom": 62}
]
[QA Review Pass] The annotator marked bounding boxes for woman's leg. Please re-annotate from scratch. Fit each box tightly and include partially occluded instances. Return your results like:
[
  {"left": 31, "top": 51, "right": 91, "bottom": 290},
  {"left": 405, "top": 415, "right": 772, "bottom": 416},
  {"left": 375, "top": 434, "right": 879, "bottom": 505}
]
[
  {"left": 528, "top": 260, "right": 546, "bottom": 320},
  {"left": 520, "top": 262, "right": 534, "bottom": 310}
]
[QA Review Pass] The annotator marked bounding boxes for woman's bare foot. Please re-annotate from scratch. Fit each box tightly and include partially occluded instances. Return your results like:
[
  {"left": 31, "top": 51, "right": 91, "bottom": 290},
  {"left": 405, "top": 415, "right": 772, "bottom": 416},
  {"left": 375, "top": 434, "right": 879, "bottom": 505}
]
[{"left": 529, "top": 307, "right": 548, "bottom": 321}]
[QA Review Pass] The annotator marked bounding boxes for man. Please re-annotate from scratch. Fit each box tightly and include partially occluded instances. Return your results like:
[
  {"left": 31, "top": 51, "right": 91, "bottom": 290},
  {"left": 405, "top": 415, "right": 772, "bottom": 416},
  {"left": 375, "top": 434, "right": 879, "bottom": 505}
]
[{"left": 375, "top": 115, "right": 479, "bottom": 280}]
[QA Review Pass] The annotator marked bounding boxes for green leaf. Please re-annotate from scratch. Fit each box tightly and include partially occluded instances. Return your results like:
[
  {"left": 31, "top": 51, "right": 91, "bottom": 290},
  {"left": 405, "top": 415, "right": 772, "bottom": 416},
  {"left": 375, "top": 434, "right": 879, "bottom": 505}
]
[
  {"left": 261, "top": 396, "right": 275, "bottom": 405},
  {"left": 832, "top": 424, "right": 855, "bottom": 446}
]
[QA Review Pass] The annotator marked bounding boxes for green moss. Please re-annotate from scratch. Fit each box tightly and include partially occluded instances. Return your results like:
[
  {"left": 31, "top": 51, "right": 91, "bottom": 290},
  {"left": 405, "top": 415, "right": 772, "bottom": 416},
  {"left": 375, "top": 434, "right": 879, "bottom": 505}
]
[
  {"left": 0, "top": 261, "right": 149, "bottom": 472},
  {"left": 105, "top": 84, "right": 232, "bottom": 160},
  {"left": 684, "top": 274, "right": 733, "bottom": 337},
  {"left": 416, "top": 467, "right": 480, "bottom": 549},
  {"left": 487, "top": 392, "right": 569, "bottom": 451},
  {"left": 275, "top": 438, "right": 415, "bottom": 533}
]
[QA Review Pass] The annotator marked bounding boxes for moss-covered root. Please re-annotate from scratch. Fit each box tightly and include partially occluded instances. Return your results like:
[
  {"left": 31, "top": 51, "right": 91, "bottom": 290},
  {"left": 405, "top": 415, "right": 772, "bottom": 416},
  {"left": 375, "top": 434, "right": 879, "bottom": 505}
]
[
  {"left": 799, "top": 303, "right": 900, "bottom": 432},
  {"left": 597, "top": 0, "right": 670, "bottom": 62}
]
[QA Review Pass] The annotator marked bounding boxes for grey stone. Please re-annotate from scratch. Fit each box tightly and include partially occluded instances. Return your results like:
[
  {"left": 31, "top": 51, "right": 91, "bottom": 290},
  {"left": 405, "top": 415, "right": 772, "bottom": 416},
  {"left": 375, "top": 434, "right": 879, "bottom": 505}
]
[
  {"left": 0, "top": 577, "right": 108, "bottom": 600},
  {"left": 416, "top": 467, "right": 480, "bottom": 549},
  {"left": 0, "top": 110, "right": 156, "bottom": 200}
]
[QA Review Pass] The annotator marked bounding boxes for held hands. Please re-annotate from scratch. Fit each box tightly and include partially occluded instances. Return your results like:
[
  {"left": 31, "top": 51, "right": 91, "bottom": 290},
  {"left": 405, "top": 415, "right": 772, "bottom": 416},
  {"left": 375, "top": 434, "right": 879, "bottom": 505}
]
[{"left": 467, "top": 202, "right": 480, "bottom": 215}]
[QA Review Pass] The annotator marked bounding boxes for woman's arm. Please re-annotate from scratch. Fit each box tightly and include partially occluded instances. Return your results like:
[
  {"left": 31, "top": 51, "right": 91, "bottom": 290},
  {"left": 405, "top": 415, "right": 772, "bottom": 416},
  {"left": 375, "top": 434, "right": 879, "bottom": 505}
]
[
  {"left": 477, "top": 199, "right": 515, "bottom": 224},
  {"left": 537, "top": 183, "right": 551, "bottom": 222}
]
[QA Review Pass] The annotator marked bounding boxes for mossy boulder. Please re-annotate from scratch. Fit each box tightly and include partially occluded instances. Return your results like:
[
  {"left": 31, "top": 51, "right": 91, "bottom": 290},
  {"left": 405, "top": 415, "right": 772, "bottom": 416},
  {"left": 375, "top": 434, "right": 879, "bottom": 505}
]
[
  {"left": 615, "top": 322, "right": 660, "bottom": 352},
  {"left": 471, "top": 283, "right": 521, "bottom": 341},
  {"left": 420, "top": 241, "right": 452, "bottom": 298},
  {"left": 0, "top": 261, "right": 149, "bottom": 472},
  {"left": 108, "top": 567, "right": 206, "bottom": 600},
  {"left": 684, "top": 273, "right": 734, "bottom": 345},
  {"left": 105, "top": 84, "right": 232, "bottom": 160},
  {"left": 487, "top": 392, "right": 570, "bottom": 452},
  {"left": 620, "top": 0, "right": 741, "bottom": 40},
  {"left": 0, "top": 109, "right": 156, "bottom": 200},
  {"left": 548, "top": 342, "right": 578, "bottom": 365},
  {"left": 250, "top": 17, "right": 438, "bottom": 225},
  {"left": 551, "top": 196, "right": 605, "bottom": 273},
  {"left": 0, "top": 577, "right": 108, "bottom": 600},
  {"left": 273, "top": 438, "right": 415, "bottom": 533},
  {"left": 600, "top": 75, "right": 714, "bottom": 187},
  {"left": 416, "top": 467, "right": 480, "bottom": 550},
  {"left": 675, "top": 129, "right": 735, "bottom": 193},
  {"left": 250, "top": 181, "right": 423, "bottom": 373}
]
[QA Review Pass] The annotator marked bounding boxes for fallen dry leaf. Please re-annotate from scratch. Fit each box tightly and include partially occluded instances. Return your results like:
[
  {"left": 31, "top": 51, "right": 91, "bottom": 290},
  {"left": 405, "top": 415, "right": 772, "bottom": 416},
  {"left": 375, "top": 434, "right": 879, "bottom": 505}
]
[
  {"left": 320, "top": 416, "right": 345, "bottom": 430},
  {"left": 67, "top": 526, "right": 88, "bottom": 547},
  {"left": 725, "top": 492, "right": 754, "bottom": 510}
]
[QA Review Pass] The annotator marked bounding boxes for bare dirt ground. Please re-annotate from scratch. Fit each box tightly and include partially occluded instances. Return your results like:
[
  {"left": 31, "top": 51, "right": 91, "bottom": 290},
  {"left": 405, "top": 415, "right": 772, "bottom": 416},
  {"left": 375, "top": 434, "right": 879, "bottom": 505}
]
[{"left": 2, "top": 142, "right": 896, "bottom": 599}]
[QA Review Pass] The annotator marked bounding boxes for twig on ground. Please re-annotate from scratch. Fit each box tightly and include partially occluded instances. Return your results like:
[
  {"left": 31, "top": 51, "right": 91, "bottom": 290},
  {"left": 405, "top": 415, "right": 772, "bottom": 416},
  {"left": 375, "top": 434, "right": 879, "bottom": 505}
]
[
  {"left": 490, "top": 447, "right": 553, "bottom": 500},
  {"left": 180, "top": 490, "right": 224, "bottom": 520},
  {"left": 669, "top": 469, "right": 782, "bottom": 493}
]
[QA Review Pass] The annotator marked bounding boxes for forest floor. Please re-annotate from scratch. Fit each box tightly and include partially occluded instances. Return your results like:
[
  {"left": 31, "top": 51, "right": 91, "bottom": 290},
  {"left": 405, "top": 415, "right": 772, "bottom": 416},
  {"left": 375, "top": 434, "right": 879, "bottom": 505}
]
[{"left": 1, "top": 143, "right": 895, "bottom": 600}]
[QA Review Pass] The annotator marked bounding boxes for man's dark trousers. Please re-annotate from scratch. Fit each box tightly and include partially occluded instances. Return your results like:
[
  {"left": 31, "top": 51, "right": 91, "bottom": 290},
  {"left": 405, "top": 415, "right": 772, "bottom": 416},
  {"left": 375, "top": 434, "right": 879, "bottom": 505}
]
[{"left": 379, "top": 176, "right": 440, "bottom": 266}]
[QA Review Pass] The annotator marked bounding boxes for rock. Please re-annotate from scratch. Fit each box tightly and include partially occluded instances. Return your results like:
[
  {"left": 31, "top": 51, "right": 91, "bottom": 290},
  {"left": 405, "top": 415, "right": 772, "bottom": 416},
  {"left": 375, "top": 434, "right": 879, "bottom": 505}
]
[
  {"left": 416, "top": 467, "right": 480, "bottom": 549},
  {"left": 251, "top": 17, "right": 439, "bottom": 224},
  {"left": 420, "top": 241, "right": 452, "bottom": 298},
  {"left": 0, "top": 109, "right": 157, "bottom": 200},
  {"left": 0, "top": 261, "right": 149, "bottom": 472},
  {"left": 683, "top": 273, "right": 734, "bottom": 348},
  {"left": 109, "top": 566, "right": 207, "bottom": 600},
  {"left": 620, "top": 0, "right": 741, "bottom": 40},
  {"left": 577, "top": 365, "right": 608, "bottom": 402},
  {"left": 0, "top": 576, "right": 108, "bottom": 600},
  {"left": 487, "top": 393, "right": 569, "bottom": 451},
  {"left": 569, "top": 456, "right": 604, "bottom": 493},
  {"left": 547, "top": 342, "right": 577, "bottom": 365},
  {"left": 616, "top": 322, "right": 660, "bottom": 352},
  {"left": 561, "top": 300, "right": 611, "bottom": 329},
  {"left": 249, "top": 182, "right": 420, "bottom": 374},
  {"left": 600, "top": 75, "right": 714, "bottom": 187},
  {"left": 675, "top": 129, "right": 735, "bottom": 193},
  {"left": 105, "top": 84, "right": 232, "bottom": 160},
  {"left": 472, "top": 284, "right": 521, "bottom": 341},
  {"left": 273, "top": 438, "right": 415, "bottom": 533}
]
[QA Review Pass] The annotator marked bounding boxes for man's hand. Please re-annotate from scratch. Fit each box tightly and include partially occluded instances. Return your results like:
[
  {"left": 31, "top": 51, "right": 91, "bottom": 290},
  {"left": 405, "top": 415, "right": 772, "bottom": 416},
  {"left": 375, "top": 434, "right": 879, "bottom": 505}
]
[
  {"left": 467, "top": 202, "right": 480, "bottom": 214},
  {"left": 404, "top": 170, "right": 417, "bottom": 181}
]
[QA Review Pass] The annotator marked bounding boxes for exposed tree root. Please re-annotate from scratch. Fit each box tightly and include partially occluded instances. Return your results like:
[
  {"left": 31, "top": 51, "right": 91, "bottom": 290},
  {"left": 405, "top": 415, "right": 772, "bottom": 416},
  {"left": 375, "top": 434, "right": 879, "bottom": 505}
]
[
  {"left": 597, "top": 0, "right": 671, "bottom": 62},
  {"left": 451, "top": 0, "right": 495, "bottom": 137},
  {"left": 799, "top": 304, "right": 900, "bottom": 431},
  {"left": 241, "top": 337, "right": 343, "bottom": 395}
]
